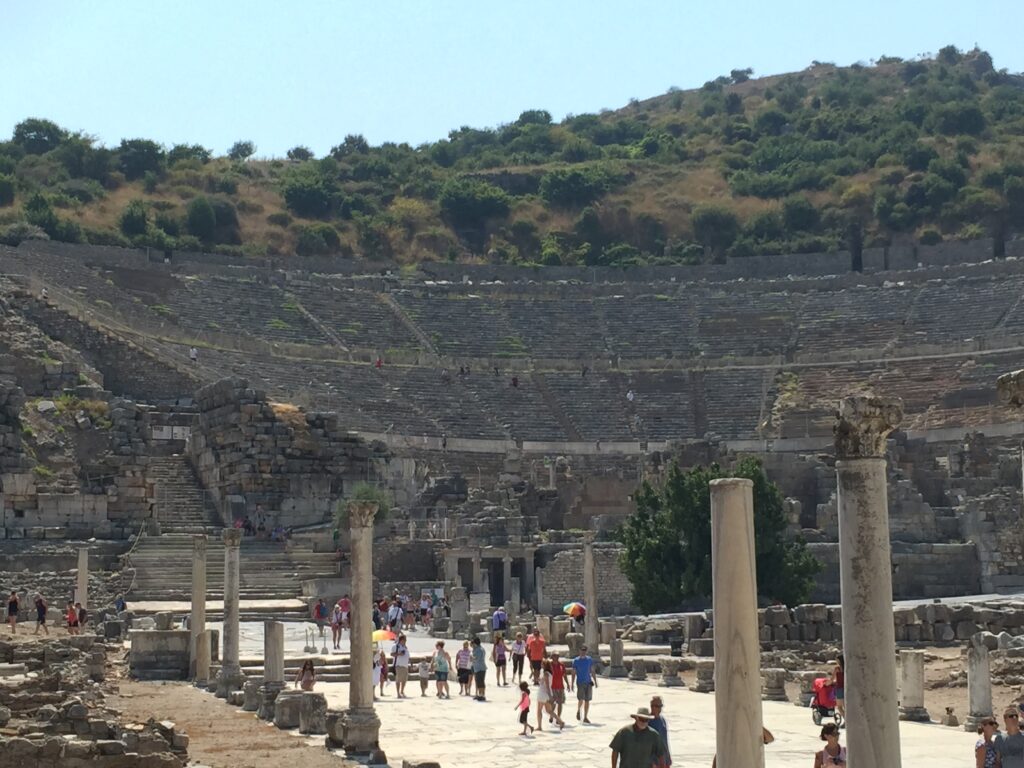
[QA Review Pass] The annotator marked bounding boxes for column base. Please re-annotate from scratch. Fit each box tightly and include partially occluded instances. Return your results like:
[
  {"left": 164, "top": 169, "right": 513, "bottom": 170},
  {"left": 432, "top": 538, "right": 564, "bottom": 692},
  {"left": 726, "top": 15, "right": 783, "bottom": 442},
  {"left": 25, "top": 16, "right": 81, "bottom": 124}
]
[
  {"left": 659, "top": 677, "right": 686, "bottom": 687},
  {"left": 607, "top": 666, "right": 628, "bottom": 678},
  {"left": 763, "top": 690, "right": 789, "bottom": 702},
  {"left": 257, "top": 681, "right": 285, "bottom": 721},
  {"left": 898, "top": 706, "right": 930, "bottom": 722},
  {"left": 342, "top": 707, "right": 381, "bottom": 755},
  {"left": 964, "top": 713, "right": 992, "bottom": 731},
  {"left": 215, "top": 664, "right": 245, "bottom": 699}
]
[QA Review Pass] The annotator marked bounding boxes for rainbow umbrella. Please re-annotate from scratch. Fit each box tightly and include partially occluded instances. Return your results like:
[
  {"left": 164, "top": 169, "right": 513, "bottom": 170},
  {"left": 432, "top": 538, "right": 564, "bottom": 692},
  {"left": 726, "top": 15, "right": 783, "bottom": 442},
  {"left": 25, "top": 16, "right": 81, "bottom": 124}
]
[
  {"left": 563, "top": 602, "right": 586, "bottom": 618},
  {"left": 372, "top": 629, "right": 396, "bottom": 642}
]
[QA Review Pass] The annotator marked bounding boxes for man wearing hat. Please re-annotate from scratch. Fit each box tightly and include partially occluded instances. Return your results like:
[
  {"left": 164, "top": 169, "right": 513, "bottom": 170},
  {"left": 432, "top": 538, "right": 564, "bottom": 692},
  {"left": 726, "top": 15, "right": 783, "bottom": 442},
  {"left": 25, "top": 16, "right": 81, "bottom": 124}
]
[
  {"left": 648, "top": 696, "right": 671, "bottom": 766},
  {"left": 610, "top": 706, "right": 666, "bottom": 768}
]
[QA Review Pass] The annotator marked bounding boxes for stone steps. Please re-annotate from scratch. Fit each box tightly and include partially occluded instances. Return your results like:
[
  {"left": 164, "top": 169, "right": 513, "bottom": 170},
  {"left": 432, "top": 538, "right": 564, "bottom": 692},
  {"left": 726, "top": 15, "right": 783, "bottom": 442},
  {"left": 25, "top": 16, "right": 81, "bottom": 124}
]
[{"left": 149, "top": 455, "right": 221, "bottom": 533}]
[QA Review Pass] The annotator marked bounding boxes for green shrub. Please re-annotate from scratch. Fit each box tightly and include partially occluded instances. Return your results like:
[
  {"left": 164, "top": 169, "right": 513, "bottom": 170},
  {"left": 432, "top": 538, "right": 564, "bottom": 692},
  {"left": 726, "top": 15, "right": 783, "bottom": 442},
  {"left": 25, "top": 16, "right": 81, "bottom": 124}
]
[
  {"left": 119, "top": 199, "right": 148, "bottom": 237},
  {"left": 0, "top": 174, "right": 13, "bottom": 206}
]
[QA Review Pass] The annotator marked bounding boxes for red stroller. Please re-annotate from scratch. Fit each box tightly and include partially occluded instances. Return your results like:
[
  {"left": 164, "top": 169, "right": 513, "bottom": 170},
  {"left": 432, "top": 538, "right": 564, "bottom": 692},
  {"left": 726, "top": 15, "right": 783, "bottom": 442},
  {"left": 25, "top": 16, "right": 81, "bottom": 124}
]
[{"left": 810, "top": 677, "right": 844, "bottom": 727}]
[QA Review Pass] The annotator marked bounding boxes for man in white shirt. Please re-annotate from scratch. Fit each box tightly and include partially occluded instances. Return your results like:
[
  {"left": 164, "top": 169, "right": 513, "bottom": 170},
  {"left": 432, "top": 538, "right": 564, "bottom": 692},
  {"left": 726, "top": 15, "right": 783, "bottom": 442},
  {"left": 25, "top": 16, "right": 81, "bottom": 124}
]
[{"left": 391, "top": 633, "right": 411, "bottom": 698}]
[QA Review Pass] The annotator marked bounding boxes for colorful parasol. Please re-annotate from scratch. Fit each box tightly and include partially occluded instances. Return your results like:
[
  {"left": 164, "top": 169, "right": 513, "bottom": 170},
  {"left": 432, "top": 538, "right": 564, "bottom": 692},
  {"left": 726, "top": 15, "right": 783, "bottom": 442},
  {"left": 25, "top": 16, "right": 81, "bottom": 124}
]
[
  {"left": 372, "top": 629, "right": 397, "bottom": 642},
  {"left": 563, "top": 601, "right": 586, "bottom": 618}
]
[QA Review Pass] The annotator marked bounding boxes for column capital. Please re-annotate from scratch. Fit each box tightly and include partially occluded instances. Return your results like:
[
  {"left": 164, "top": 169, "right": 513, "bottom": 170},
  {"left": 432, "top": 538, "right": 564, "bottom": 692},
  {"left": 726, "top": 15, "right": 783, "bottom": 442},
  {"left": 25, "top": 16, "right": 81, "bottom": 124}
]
[
  {"left": 997, "top": 369, "right": 1024, "bottom": 408},
  {"left": 222, "top": 528, "right": 243, "bottom": 547},
  {"left": 502, "top": 555, "right": 513, "bottom": 564},
  {"left": 193, "top": 533, "right": 208, "bottom": 554},
  {"left": 834, "top": 394, "right": 903, "bottom": 459},
  {"left": 347, "top": 501, "right": 378, "bottom": 529}
]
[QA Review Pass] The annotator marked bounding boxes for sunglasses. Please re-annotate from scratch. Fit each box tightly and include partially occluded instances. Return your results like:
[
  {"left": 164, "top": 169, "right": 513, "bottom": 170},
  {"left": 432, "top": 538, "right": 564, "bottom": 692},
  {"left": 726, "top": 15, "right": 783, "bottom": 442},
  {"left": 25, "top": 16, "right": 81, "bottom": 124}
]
[{"left": 1006, "top": 714, "right": 1019, "bottom": 719}]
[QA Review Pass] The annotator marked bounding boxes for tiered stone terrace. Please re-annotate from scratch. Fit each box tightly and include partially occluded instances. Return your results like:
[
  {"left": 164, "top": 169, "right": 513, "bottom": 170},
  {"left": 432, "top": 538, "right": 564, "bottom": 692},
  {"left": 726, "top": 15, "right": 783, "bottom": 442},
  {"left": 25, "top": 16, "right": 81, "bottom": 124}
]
[{"left": 6, "top": 241, "right": 1024, "bottom": 444}]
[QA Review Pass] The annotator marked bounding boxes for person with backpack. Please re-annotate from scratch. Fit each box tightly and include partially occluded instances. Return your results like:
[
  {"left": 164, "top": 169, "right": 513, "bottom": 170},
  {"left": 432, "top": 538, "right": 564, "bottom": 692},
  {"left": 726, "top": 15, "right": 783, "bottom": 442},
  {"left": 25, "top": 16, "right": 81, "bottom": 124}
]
[
  {"left": 492, "top": 606, "right": 508, "bottom": 641},
  {"left": 33, "top": 594, "right": 48, "bottom": 636}
]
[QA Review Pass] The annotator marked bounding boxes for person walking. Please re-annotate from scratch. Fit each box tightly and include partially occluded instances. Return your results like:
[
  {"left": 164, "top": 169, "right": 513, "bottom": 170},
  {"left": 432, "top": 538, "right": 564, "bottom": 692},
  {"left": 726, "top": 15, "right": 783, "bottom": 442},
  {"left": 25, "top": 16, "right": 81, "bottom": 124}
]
[
  {"left": 813, "top": 723, "right": 847, "bottom": 767},
  {"left": 392, "top": 633, "right": 411, "bottom": 698},
  {"left": 549, "top": 652, "right": 569, "bottom": 722},
  {"left": 516, "top": 682, "right": 535, "bottom": 736},
  {"left": 331, "top": 603, "right": 344, "bottom": 650},
  {"left": 7, "top": 591, "right": 18, "bottom": 634},
  {"left": 492, "top": 606, "right": 508, "bottom": 641},
  {"left": 511, "top": 632, "right": 527, "bottom": 683},
  {"left": 997, "top": 706, "right": 1024, "bottom": 768},
  {"left": 526, "top": 628, "right": 546, "bottom": 684},
  {"left": 456, "top": 641, "right": 473, "bottom": 696},
  {"left": 976, "top": 716, "right": 999, "bottom": 768},
  {"left": 832, "top": 655, "right": 845, "bottom": 724},
  {"left": 432, "top": 641, "right": 452, "bottom": 699},
  {"left": 338, "top": 594, "right": 351, "bottom": 629},
  {"left": 610, "top": 707, "right": 666, "bottom": 768},
  {"left": 648, "top": 696, "right": 671, "bottom": 767},
  {"left": 294, "top": 659, "right": 316, "bottom": 691},
  {"left": 33, "top": 594, "right": 48, "bottom": 636},
  {"left": 536, "top": 659, "right": 565, "bottom": 731},
  {"left": 471, "top": 636, "right": 488, "bottom": 701},
  {"left": 65, "top": 601, "right": 79, "bottom": 635},
  {"left": 572, "top": 645, "right": 597, "bottom": 723},
  {"left": 373, "top": 649, "right": 388, "bottom": 699},
  {"left": 492, "top": 635, "right": 509, "bottom": 687}
]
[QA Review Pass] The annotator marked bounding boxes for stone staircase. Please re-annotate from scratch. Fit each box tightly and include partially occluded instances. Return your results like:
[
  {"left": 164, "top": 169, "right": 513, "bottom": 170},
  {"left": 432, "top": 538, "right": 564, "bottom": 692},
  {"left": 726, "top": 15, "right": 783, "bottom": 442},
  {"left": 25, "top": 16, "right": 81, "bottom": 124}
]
[
  {"left": 126, "top": 533, "right": 340, "bottom": 603},
  {"left": 149, "top": 455, "right": 221, "bottom": 533}
]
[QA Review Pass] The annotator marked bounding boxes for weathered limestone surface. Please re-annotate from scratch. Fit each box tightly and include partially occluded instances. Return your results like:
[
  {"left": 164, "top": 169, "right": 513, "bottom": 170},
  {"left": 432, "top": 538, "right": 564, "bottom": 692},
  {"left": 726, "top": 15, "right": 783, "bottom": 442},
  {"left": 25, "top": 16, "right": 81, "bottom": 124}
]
[
  {"left": 898, "top": 650, "right": 929, "bottom": 722},
  {"left": 965, "top": 635, "right": 993, "bottom": 731},
  {"left": 215, "top": 528, "right": 244, "bottom": 698},
  {"left": 345, "top": 500, "right": 381, "bottom": 754},
  {"left": 189, "top": 534, "right": 206, "bottom": 680}
]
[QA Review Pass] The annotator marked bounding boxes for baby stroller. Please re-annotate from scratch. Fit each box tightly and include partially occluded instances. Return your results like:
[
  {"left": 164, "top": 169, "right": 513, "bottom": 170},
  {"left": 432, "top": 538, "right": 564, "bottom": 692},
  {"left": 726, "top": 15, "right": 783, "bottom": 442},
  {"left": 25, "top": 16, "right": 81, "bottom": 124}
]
[{"left": 810, "top": 677, "right": 844, "bottom": 727}]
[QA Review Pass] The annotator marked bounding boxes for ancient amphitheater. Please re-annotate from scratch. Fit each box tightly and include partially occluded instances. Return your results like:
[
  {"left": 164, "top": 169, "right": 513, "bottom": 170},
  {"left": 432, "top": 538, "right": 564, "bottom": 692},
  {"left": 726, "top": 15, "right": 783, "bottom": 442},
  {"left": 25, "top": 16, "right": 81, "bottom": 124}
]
[{"left": 3, "top": 237, "right": 1024, "bottom": 766}]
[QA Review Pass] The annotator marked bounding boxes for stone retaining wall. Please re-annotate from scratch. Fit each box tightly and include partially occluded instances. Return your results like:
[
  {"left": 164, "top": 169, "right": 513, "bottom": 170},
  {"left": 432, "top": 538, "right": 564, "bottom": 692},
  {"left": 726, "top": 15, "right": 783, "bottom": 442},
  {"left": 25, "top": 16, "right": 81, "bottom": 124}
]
[{"left": 536, "top": 544, "right": 634, "bottom": 614}]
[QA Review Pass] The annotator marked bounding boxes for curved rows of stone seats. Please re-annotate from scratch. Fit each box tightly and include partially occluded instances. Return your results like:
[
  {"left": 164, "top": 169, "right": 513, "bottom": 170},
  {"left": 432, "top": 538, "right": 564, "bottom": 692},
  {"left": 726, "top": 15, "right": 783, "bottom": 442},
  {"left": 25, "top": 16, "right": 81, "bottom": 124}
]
[
  {"left": 383, "top": 366, "right": 508, "bottom": 439},
  {"left": 289, "top": 281, "right": 421, "bottom": 351}
]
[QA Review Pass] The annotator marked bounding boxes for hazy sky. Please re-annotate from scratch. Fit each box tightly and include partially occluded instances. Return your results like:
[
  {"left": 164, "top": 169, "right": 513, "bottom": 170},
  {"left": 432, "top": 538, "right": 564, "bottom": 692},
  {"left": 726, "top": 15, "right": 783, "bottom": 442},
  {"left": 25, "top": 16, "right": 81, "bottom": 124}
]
[{"left": 2, "top": 1, "right": 1019, "bottom": 157}]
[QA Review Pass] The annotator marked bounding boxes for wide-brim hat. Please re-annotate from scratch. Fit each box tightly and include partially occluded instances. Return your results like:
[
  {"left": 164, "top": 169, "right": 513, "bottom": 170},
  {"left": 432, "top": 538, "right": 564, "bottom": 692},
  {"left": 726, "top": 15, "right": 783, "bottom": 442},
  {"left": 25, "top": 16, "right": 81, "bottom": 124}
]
[{"left": 631, "top": 707, "right": 654, "bottom": 721}]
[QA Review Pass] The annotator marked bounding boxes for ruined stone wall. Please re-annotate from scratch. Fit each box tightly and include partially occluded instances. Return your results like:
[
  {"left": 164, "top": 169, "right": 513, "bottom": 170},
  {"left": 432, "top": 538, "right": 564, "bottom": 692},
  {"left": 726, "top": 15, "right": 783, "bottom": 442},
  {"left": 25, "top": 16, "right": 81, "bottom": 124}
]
[
  {"left": 536, "top": 544, "right": 634, "bottom": 614},
  {"left": 958, "top": 489, "right": 1024, "bottom": 593},
  {"left": 373, "top": 540, "right": 441, "bottom": 582},
  {"left": 189, "top": 377, "right": 390, "bottom": 526}
]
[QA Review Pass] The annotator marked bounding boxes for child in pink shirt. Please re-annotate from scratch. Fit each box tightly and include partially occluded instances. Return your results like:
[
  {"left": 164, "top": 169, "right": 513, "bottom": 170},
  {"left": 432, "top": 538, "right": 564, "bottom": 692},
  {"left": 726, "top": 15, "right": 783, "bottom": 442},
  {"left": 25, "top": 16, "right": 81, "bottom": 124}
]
[{"left": 516, "top": 681, "right": 535, "bottom": 735}]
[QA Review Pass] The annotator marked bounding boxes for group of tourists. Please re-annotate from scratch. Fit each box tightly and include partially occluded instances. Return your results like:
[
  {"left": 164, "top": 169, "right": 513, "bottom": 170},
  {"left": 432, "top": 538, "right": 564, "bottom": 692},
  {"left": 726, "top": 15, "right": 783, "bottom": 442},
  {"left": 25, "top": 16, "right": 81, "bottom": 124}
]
[
  {"left": 976, "top": 705, "right": 1024, "bottom": 768},
  {"left": 372, "top": 592, "right": 448, "bottom": 632},
  {"left": 6, "top": 590, "right": 104, "bottom": 636}
]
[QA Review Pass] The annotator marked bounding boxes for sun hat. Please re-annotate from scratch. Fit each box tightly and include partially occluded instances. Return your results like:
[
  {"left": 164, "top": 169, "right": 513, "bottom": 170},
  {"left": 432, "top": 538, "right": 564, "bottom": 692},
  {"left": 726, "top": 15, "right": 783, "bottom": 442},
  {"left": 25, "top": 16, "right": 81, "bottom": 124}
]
[{"left": 631, "top": 706, "right": 654, "bottom": 721}]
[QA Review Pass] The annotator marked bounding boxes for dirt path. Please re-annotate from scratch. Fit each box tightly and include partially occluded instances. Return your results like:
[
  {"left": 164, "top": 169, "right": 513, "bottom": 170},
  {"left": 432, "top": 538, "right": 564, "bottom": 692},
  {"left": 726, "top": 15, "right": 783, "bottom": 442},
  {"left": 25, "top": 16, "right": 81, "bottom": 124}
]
[{"left": 109, "top": 679, "right": 354, "bottom": 768}]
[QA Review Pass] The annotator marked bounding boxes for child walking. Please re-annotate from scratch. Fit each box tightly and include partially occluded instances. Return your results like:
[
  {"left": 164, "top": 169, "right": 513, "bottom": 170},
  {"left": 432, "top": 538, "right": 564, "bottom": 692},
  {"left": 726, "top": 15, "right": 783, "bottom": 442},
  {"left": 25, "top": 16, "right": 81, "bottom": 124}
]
[{"left": 516, "top": 681, "right": 535, "bottom": 736}]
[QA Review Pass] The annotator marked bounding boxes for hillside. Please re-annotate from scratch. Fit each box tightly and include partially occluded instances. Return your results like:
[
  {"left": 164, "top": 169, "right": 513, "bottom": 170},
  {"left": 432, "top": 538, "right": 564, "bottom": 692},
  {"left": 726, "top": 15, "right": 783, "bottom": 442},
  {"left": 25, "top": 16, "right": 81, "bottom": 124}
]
[{"left": 1, "top": 45, "right": 1023, "bottom": 266}]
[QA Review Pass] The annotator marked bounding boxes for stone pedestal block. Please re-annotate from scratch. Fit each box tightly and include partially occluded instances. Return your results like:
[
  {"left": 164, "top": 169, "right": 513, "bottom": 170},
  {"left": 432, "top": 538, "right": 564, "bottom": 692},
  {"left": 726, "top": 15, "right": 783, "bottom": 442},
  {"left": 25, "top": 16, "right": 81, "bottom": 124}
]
[
  {"left": 762, "top": 668, "right": 788, "bottom": 702},
  {"left": 258, "top": 681, "right": 285, "bottom": 721},
  {"left": 342, "top": 707, "right": 382, "bottom": 756},
  {"left": 629, "top": 659, "right": 647, "bottom": 681},
  {"left": 608, "top": 638, "right": 628, "bottom": 678},
  {"left": 658, "top": 657, "right": 685, "bottom": 687},
  {"left": 694, "top": 660, "right": 715, "bottom": 693},
  {"left": 242, "top": 677, "right": 264, "bottom": 712},
  {"left": 274, "top": 689, "right": 303, "bottom": 729},
  {"left": 965, "top": 638, "right": 993, "bottom": 731},
  {"left": 300, "top": 692, "right": 328, "bottom": 735},
  {"left": 898, "top": 650, "right": 929, "bottom": 722},
  {"left": 565, "top": 632, "right": 584, "bottom": 658}
]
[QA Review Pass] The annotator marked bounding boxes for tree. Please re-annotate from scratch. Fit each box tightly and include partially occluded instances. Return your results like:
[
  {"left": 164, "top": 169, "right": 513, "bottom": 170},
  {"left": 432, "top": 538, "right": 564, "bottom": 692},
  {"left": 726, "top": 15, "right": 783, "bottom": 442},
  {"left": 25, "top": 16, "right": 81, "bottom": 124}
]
[
  {"left": 12, "top": 118, "right": 67, "bottom": 155},
  {"left": 0, "top": 174, "right": 14, "bottom": 206},
  {"left": 118, "top": 139, "right": 164, "bottom": 180},
  {"left": 730, "top": 67, "right": 754, "bottom": 84},
  {"left": 691, "top": 205, "right": 739, "bottom": 255},
  {"left": 330, "top": 134, "right": 369, "bottom": 159},
  {"left": 119, "top": 199, "right": 148, "bottom": 237},
  {"left": 782, "top": 195, "right": 819, "bottom": 231},
  {"left": 186, "top": 196, "right": 217, "bottom": 241},
  {"left": 282, "top": 166, "right": 337, "bottom": 217},
  {"left": 227, "top": 140, "right": 256, "bottom": 161},
  {"left": 287, "top": 145, "right": 314, "bottom": 161},
  {"left": 618, "top": 458, "right": 820, "bottom": 613},
  {"left": 438, "top": 178, "right": 510, "bottom": 230},
  {"left": 168, "top": 143, "right": 211, "bottom": 165}
]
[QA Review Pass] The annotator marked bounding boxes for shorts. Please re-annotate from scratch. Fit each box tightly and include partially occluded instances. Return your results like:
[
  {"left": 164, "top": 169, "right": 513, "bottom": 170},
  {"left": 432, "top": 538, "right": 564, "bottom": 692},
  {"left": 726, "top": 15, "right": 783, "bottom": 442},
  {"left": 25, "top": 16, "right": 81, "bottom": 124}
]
[
  {"left": 519, "top": 708, "right": 529, "bottom": 725},
  {"left": 341, "top": 612, "right": 349, "bottom": 622},
  {"left": 530, "top": 659, "right": 542, "bottom": 672},
  {"left": 420, "top": 678, "right": 429, "bottom": 689},
  {"left": 474, "top": 670, "right": 486, "bottom": 689},
  {"left": 835, "top": 687, "right": 845, "bottom": 700},
  {"left": 395, "top": 667, "right": 409, "bottom": 684},
  {"left": 552, "top": 688, "right": 565, "bottom": 704},
  {"left": 37, "top": 615, "right": 46, "bottom": 625},
  {"left": 495, "top": 658, "right": 507, "bottom": 668},
  {"left": 436, "top": 671, "right": 449, "bottom": 682},
  {"left": 420, "top": 608, "right": 429, "bottom": 616},
  {"left": 457, "top": 669, "right": 471, "bottom": 684},
  {"left": 577, "top": 683, "right": 593, "bottom": 702},
  {"left": 68, "top": 620, "right": 79, "bottom": 628}
]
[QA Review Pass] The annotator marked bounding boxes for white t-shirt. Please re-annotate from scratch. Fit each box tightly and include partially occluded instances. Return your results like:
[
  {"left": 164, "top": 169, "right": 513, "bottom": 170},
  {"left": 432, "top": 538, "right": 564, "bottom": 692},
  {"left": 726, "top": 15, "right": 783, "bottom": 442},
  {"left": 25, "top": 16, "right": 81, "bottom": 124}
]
[{"left": 392, "top": 641, "right": 411, "bottom": 668}]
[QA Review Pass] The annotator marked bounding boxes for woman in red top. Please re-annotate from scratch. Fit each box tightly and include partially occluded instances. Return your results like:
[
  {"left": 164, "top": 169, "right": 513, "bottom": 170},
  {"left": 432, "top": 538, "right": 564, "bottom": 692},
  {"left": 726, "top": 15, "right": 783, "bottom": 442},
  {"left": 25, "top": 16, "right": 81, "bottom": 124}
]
[
  {"left": 66, "top": 601, "right": 79, "bottom": 635},
  {"left": 832, "top": 655, "right": 845, "bottom": 723}
]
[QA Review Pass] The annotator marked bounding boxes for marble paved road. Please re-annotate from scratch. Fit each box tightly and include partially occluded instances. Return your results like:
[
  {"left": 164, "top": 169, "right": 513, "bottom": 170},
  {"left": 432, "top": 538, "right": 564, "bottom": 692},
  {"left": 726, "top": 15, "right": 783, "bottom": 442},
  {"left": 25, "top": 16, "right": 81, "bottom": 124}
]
[{"left": 304, "top": 675, "right": 978, "bottom": 768}]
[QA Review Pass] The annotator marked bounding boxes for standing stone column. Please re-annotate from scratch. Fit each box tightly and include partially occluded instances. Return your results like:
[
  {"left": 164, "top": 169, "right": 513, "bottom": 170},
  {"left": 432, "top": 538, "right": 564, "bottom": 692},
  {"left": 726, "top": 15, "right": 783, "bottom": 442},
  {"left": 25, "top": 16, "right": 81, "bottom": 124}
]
[
  {"left": 194, "top": 630, "right": 211, "bottom": 686},
  {"left": 471, "top": 553, "right": 483, "bottom": 593},
  {"left": 834, "top": 395, "right": 904, "bottom": 767},
  {"left": 76, "top": 547, "right": 89, "bottom": 607},
  {"left": 189, "top": 534, "right": 207, "bottom": 680},
  {"left": 582, "top": 536, "right": 600, "bottom": 657},
  {"left": 502, "top": 556, "right": 513, "bottom": 603},
  {"left": 343, "top": 501, "right": 381, "bottom": 754},
  {"left": 965, "top": 634, "right": 993, "bottom": 731},
  {"left": 215, "top": 528, "right": 244, "bottom": 698},
  {"left": 258, "top": 621, "right": 285, "bottom": 721},
  {"left": 522, "top": 550, "right": 535, "bottom": 606},
  {"left": 898, "top": 650, "right": 929, "bottom": 721},
  {"left": 710, "top": 478, "right": 763, "bottom": 768}
]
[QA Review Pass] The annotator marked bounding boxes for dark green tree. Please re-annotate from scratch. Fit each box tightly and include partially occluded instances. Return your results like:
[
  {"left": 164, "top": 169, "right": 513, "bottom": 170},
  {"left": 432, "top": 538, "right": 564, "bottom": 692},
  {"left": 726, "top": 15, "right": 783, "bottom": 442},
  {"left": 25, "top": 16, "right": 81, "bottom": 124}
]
[
  {"left": 691, "top": 205, "right": 740, "bottom": 255},
  {"left": 227, "top": 140, "right": 256, "bottom": 161},
  {"left": 0, "top": 174, "right": 14, "bottom": 206},
  {"left": 119, "top": 199, "right": 148, "bottom": 237},
  {"left": 118, "top": 139, "right": 165, "bottom": 180},
  {"left": 618, "top": 458, "right": 821, "bottom": 613},
  {"left": 438, "top": 178, "right": 510, "bottom": 230},
  {"left": 186, "top": 196, "right": 217, "bottom": 241},
  {"left": 12, "top": 118, "right": 67, "bottom": 155},
  {"left": 167, "top": 143, "right": 212, "bottom": 165},
  {"left": 286, "top": 145, "right": 314, "bottom": 161}
]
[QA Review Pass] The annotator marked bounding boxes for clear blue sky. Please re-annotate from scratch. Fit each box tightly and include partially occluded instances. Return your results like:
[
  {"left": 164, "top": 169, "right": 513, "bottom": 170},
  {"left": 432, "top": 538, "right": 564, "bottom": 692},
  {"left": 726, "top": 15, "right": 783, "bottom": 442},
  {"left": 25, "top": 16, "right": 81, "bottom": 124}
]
[{"left": 2, "top": 1, "right": 1019, "bottom": 158}]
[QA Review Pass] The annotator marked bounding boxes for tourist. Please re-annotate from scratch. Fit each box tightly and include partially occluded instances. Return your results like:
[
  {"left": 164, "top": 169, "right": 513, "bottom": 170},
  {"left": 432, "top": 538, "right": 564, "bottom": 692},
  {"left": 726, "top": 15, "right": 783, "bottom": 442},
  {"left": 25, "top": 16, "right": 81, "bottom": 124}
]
[
  {"left": 471, "top": 636, "right": 488, "bottom": 701},
  {"left": 7, "top": 591, "right": 18, "bottom": 634},
  {"left": 573, "top": 645, "right": 597, "bottom": 723},
  {"left": 372, "top": 601, "right": 382, "bottom": 630},
  {"left": 242, "top": 515, "right": 254, "bottom": 536},
  {"left": 330, "top": 603, "right": 344, "bottom": 650},
  {"left": 114, "top": 595, "right": 127, "bottom": 613},
  {"left": 526, "top": 627, "right": 546, "bottom": 683},
  {"left": 373, "top": 649, "right": 388, "bottom": 698},
  {"left": 440, "top": 596, "right": 450, "bottom": 617},
  {"left": 404, "top": 597, "right": 417, "bottom": 631},
  {"left": 492, "top": 634, "right": 509, "bottom": 686},
  {"left": 33, "top": 594, "right": 48, "bottom": 636},
  {"left": 610, "top": 707, "right": 666, "bottom": 768},
  {"left": 375, "top": 357, "right": 383, "bottom": 369},
  {"left": 387, "top": 599, "right": 403, "bottom": 631},
  {"left": 295, "top": 659, "right": 316, "bottom": 691},
  {"left": 976, "top": 716, "right": 999, "bottom": 768},
  {"left": 550, "top": 652, "right": 568, "bottom": 721},
  {"left": 511, "top": 631, "right": 527, "bottom": 683},
  {"left": 813, "top": 722, "right": 847, "bottom": 767},
  {"left": 492, "top": 605, "right": 508, "bottom": 641},
  {"left": 189, "top": 346, "right": 198, "bottom": 364},
  {"left": 313, "top": 598, "right": 329, "bottom": 634},
  {"left": 511, "top": 375, "right": 519, "bottom": 388},
  {"left": 66, "top": 600, "right": 79, "bottom": 635},
  {"left": 418, "top": 657, "right": 431, "bottom": 696},
  {"left": 516, "top": 681, "right": 535, "bottom": 736},
  {"left": 537, "top": 659, "right": 565, "bottom": 730},
  {"left": 997, "top": 706, "right": 1024, "bottom": 767},
  {"left": 832, "top": 655, "right": 845, "bottom": 723},
  {"left": 420, "top": 593, "right": 432, "bottom": 628},
  {"left": 338, "top": 593, "right": 351, "bottom": 628},
  {"left": 75, "top": 602, "right": 87, "bottom": 629},
  {"left": 432, "top": 641, "right": 452, "bottom": 699},
  {"left": 648, "top": 696, "right": 671, "bottom": 767},
  {"left": 456, "top": 640, "right": 473, "bottom": 695},
  {"left": 392, "top": 633, "right": 411, "bottom": 698}
]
